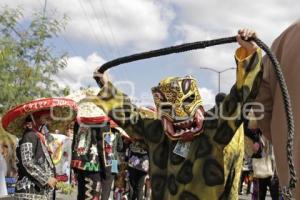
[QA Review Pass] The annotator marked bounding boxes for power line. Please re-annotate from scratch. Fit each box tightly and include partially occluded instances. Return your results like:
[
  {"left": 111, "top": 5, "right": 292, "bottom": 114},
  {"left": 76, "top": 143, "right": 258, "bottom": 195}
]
[
  {"left": 77, "top": 0, "right": 110, "bottom": 59},
  {"left": 95, "top": 0, "right": 129, "bottom": 81},
  {"left": 98, "top": 0, "right": 122, "bottom": 56},
  {"left": 37, "top": 0, "right": 80, "bottom": 56},
  {"left": 40, "top": 0, "right": 127, "bottom": 85},
  {"left": 37, "top": 0, "right": 89, "bottom": 92},
  {"left": 38, "top": 0, "right": 114, "bottom": 91},
  {"left": 85, "top": 0, "right": 117, "bottom": 57}
]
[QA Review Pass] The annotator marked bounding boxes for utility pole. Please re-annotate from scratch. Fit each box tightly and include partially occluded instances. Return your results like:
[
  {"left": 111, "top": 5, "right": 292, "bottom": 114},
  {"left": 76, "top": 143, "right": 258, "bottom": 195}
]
[{"left": 198, "top": 67, "right": 236, "bottom": 93}]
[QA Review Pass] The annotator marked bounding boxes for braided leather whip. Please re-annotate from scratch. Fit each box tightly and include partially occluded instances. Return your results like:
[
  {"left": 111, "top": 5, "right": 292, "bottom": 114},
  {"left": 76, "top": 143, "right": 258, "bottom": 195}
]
[{"left": 94, "top": 36, "right": 297, "bottom": 199}]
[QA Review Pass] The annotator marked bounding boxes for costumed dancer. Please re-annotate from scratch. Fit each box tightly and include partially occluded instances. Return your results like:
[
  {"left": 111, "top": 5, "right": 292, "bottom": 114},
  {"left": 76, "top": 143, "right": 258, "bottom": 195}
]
[
  {"left": 14, "top": 116, "right": 56, "bottom": 200},
  {"left": 113, "top": 128, "right": 132, "bottom": 200},
  {"left": 71, "top": 100, "right": 128, "bottom": 200},
  {"left": 1, "top": 97, "right": 77, "bottom": 200},
  {"left": 93, "top": 29, "right": 262, "bottom": 200},
  {"left": 113, "top": 115, "right": 151, "bottom": 200},
  {"left": 126, "top": 107, "right": 152, "bottom": 200},
  {"left": 127, "top": 138, "right": 150, "bottom": 200}
]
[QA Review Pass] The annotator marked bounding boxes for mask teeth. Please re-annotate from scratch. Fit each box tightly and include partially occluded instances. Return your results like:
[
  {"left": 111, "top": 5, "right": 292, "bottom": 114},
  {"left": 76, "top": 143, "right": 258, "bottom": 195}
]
[
  {"left": 164, "top": 108, "right": 204, "bottom": 137},
  {"left": 163, "top": 118, "right": 168, "bottom": 131}
]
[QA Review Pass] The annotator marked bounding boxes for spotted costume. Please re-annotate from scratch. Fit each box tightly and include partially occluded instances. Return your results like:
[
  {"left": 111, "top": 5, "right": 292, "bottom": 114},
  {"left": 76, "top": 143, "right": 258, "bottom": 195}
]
[{"left": 93, "top": 47, "right": 262, "bottom": 200}]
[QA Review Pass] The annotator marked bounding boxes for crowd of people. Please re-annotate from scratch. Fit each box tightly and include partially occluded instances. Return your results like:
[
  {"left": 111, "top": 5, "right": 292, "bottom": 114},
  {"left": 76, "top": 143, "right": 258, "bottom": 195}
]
[{"left": 0, "top": 22, "right": 299, "bottom": 200}]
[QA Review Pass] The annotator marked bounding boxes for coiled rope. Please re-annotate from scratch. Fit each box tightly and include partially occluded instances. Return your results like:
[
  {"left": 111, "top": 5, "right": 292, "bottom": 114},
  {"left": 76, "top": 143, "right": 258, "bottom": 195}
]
[{"left": 94, "top": 36, "right": 297, "bottom": 199}]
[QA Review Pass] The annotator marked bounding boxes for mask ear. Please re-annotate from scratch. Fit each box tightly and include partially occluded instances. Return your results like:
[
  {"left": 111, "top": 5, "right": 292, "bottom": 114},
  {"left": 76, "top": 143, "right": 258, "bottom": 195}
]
[{"left": 152, "top": 88, "right": 166, "bottom": 103}]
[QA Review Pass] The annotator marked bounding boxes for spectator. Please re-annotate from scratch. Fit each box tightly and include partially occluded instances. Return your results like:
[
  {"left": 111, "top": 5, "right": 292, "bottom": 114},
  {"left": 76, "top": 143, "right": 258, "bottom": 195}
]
[
  {"left": 239, "top": 155, "right": 252, "bottom": 195},
  {"left": 254, "top": 21, "right": 300, "bottom": 198},
  {"left": 127, "top": 139, "right": 150, "bottom": 200},
  {"left": 251, "top": 129, "right": 280, "bottom": 200},
  {"left": 0, "top": 144, "right": 8, "bottom": 197}
]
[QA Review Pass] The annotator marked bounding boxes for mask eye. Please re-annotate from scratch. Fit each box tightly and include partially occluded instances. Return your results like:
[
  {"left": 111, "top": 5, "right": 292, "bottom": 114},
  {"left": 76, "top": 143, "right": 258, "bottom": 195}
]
[
  {"left": 182, "top": 79, "right": 191, "bottom": 94},
  {"left": 183, "top": 93, "right": 195, "bottom": 104},
  {"left": 159, "top": 104, "right": 173, "bottom": 115}
]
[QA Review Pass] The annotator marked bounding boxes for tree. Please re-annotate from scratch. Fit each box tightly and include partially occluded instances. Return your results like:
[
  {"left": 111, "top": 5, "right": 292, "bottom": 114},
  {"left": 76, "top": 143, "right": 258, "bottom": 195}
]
[{"left": 0, "top": 7, "right": 68, "bottom": 114}]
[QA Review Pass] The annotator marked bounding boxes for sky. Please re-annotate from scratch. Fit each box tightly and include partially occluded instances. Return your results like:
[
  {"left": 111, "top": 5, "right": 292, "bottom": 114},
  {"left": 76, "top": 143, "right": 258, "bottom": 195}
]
[{"left": 1, "top": 0, "right": 300, "bottom": 108}]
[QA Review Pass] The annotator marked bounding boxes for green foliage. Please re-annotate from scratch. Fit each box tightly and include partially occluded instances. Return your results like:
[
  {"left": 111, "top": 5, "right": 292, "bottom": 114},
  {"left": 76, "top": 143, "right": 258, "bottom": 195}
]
[
  {"left": 56, "top": 181, "right": 74, "bottom": 194},
  {"left": 0, "top": 7, "right": 68, "bottom": 114},
  {"left": 0, "top": 120, "right": 17, "bottom": 147}
]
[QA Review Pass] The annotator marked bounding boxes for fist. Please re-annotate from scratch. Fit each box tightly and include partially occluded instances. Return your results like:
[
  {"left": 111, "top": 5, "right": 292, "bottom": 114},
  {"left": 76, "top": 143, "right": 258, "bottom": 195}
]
[
  {"left": 47, "top": 177, "right": 57, "bottom": 189},
  {"left": 237, "top": 28, "right": 258, "bottom": 54}
]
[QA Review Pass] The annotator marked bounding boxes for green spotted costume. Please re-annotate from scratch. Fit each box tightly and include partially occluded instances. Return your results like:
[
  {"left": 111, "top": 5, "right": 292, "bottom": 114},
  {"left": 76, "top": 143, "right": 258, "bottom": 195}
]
[{"left": 91, "top": 47, "right": 263, "bottom": 200}]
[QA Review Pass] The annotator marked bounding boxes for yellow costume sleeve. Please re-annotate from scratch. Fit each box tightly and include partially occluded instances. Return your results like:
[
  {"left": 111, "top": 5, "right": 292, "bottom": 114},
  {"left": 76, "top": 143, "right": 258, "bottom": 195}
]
[
  {"left": 94, "top": 82, "right": 158, "bottom": 140},
  {"left": 209, "top": 47, "right": 263, "bottom": 146}
]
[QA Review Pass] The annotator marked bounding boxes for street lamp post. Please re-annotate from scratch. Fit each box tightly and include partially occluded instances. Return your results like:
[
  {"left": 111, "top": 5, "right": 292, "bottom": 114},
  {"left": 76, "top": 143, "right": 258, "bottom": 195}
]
[{"left": 198, "top": 67, "right": 236, "bottom": 93}]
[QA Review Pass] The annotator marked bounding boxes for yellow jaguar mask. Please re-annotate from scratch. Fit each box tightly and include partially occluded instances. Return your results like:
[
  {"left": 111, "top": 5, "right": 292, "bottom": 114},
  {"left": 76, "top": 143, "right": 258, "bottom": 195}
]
[{"left": 151, "top": 76, "right": 205, "bottom": 141}]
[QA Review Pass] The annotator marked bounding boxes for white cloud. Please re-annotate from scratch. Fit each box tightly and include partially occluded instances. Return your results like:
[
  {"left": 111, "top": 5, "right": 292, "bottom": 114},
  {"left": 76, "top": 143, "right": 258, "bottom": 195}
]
[
  {"left": 55, "top": 52, "right": 106, "bottom": 91},
  {"left": 172, "top": 0, "right": 300, "bottom": 41},
  {"left": 171, "top": 0, "right": 300, "bottom": 91},
  {"left": 1, "top": 0, "right": 175, "bottom": 51},
  {"left": 200, "top": 87, "right": 215, "bottom": 109},
  {"left": 2, "top": 0, "right": 300, "bottom": 97}
]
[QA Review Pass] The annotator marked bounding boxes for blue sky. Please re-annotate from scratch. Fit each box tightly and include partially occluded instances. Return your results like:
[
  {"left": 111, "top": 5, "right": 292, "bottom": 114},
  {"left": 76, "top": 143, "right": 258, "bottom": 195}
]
[{"left": 2, "top": 0, "right": 300, "bottom": 108}]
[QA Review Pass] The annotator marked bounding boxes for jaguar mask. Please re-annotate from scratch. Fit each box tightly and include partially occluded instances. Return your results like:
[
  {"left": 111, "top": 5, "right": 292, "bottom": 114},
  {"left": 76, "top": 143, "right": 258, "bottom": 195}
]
[{"left": 151, "top": 76, "right": 205, "bottom": 141}]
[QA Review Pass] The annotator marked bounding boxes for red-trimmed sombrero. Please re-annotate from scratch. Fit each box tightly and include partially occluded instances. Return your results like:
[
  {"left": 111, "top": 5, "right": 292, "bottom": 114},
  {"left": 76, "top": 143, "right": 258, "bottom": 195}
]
[
  {"left": 76, "top": 100, "right": 118, "bottom": 128},
  {"left": 76, "top": 97, "right": 131, "bottom": 138},
  {"left": 2, "top": 98, "right": 77, "bottom": 137},
  {"left": 68, "top": 91, "right": 129, "bottom": 137}
]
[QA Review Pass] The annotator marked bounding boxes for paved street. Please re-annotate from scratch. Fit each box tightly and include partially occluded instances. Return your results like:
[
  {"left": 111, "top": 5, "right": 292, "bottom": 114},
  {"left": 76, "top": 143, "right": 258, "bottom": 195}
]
[
  {"left": 56, "top": 190, "right": 272, "bottom": 200},
  {"left": 57, "top": 191, "right": 77, "bottom": 200},
  {"left": 0, "top": 192, "right": 273, "bottom": 200},
  {"left": 239, "top": 194, "right": 272, "bottom": 200}
]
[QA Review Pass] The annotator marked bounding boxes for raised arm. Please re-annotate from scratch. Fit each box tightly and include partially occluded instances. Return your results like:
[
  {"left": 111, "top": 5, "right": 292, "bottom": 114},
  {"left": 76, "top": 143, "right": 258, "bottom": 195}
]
[
  {"left": 208, "top": 29, "right": 263, "bottom": 146},
  {"left": 91, "top": 81, "right": 158, "bottom": 140}
]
